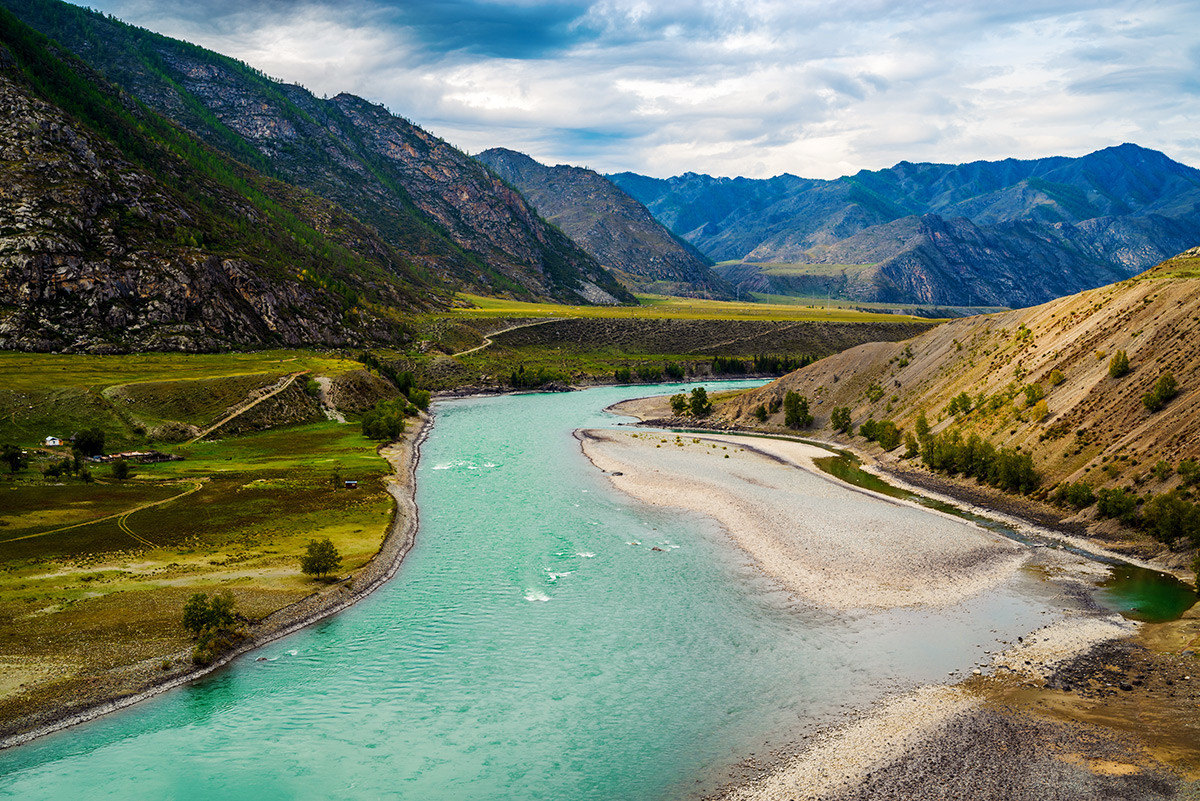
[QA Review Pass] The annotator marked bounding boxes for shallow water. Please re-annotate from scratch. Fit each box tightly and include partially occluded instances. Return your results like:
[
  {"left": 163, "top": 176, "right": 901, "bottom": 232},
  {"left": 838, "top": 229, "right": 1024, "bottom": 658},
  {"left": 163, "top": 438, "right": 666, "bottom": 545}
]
[{"left": 1, "top": 382, "right": 1070, "bottom": 800}]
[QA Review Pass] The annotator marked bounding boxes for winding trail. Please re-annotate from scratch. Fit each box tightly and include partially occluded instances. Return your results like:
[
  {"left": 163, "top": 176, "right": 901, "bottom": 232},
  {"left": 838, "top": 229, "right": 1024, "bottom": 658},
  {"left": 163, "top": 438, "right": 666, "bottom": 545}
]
[
  {"left": 0, "top": 479, "right": 206, "bottom": 544},
  {"left": 184, "top": 371, "right": 308, "bottom": 444},
  {"left": 451, "top": 318, "right": 564, "bottom": 357}
]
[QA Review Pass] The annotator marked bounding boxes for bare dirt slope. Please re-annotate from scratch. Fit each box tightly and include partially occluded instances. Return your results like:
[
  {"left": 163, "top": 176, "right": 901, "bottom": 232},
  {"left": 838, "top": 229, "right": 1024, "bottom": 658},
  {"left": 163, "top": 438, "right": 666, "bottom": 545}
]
[{"left": 717, "top": 247, "right": 1200, "bottom": 562}]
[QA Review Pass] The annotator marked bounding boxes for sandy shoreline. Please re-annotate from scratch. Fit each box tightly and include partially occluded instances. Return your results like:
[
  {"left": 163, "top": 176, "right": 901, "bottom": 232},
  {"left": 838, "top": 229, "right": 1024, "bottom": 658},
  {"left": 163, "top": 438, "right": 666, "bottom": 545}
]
[
  {"left": 0, "top": 413, "right": 431, "bottom": 751},
  {"left": 580, "top": 419, "right": 1198, "bottom": 799},
  {"left": 579, "top": 428, "right": 1027, "bottom": 611}
]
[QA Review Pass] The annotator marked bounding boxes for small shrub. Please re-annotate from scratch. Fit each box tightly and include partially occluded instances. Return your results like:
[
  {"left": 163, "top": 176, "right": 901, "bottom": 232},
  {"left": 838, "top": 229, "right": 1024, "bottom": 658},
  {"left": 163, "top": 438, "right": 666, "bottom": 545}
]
[
  {"left": 613, "top": 367, "right": 632, "bottom": 383},
  {"left": 865, "top": 383, "right": 884, "bottom": 403},
  {"left": 1179, "top": 459, "right": 1200, "bottom": 487},
  {"left": 1108, "top": 350, "right": 1130, "bottom": 378},
  {"left": 670, "top": 394, "right": 688, "bottom": 416},
  {"left": 1142, "top": 372, "right": 1179, "bottom": 412},
  {"left": 1096, "top": 487, "right": 1139, "bottom": 524},
  {"left": 1048, "top": 369, "right": 1066, "bottom": 387},
  {"left": 1051, "top": 481, "right": 1095, "bottom": 509},
  {"left": 753, "top": 404, "right": 768, "bottom": 422}
]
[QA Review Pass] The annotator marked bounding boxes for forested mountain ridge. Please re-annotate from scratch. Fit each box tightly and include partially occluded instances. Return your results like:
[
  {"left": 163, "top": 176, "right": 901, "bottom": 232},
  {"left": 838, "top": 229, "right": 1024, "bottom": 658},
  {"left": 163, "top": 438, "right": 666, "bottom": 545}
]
[
  {"left": 612, "top": 145, "right": 1200, "bottom": 308},
  {"left": 4, "top": 0, "right": 633, "bottom": 305},
  {"left": 0, "top": 9, "right": 451, "bottom": 352},
  {"left": 475, "top": 148, "right": 733, "bottom": 298}
]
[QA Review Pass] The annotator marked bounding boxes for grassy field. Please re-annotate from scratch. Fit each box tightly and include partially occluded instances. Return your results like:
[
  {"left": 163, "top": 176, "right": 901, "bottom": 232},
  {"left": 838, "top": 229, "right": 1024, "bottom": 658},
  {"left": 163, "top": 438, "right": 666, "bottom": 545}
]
[
  {"left": 0, "top": 349, "right": 412, "bottom": 728},
  {"left": 451, "top": 292, "right": 931, "bottom": 323}
]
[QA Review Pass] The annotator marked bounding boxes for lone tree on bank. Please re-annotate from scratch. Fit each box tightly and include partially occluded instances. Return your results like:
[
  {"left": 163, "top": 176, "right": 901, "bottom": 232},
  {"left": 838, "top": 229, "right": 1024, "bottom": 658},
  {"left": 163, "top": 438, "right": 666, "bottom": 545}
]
[{"left": 301, "top": 537, "right": 342, "bottom": 579}]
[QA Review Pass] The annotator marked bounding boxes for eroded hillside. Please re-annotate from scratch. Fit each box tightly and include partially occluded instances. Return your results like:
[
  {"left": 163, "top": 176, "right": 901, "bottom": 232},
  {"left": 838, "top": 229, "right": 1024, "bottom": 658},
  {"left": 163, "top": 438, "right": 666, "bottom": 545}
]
[{"left": 717, "top": 247, "right": 1200, "bottom": 561}]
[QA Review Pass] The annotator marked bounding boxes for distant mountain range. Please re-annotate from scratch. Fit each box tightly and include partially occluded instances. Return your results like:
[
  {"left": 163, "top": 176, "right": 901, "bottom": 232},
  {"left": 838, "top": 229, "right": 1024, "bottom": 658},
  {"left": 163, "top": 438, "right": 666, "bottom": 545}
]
[
  {"left": 475, "top": 148, "right": 733, "bottom": 298},
  {"left": 2, "top": 0, "right": 633, "bottom": 319},
  {"left": 611, "top": 145, "right": 1200, "bottom": 308}
]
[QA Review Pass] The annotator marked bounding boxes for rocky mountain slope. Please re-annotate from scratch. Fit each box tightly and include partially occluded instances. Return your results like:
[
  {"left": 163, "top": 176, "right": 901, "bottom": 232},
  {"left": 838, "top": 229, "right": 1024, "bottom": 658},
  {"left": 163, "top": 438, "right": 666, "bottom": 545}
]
[
  {"left": 475, "top": 148, "right": 732, "bottom": 298},
  {"left": 5, "top": 0, "right": 632, "bottom": 305},
  {"left": 0, "top": 11, "right": 448, "bottom": 352},
  {"left": 613, "top": 146, "right": 1200, "bottom": 308},
  {"left": 716, "top": 247, "right": 1200, "bottom": 561}
]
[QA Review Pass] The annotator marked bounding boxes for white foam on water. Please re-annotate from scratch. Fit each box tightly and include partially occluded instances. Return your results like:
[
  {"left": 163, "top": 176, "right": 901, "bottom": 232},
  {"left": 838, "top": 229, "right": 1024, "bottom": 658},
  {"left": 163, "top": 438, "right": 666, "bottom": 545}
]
[
  {"left": 524, "top": 588, "right": 551, "bottom": 602},
  {"left": 576, "top": 552, "right": 596, "bottom": 558}
]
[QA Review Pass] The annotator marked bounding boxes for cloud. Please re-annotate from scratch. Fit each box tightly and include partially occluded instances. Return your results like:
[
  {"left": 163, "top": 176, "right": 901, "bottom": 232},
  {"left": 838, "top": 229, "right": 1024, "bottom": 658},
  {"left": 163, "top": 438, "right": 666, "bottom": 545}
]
[{"left": 77, "top": 0, "right": 1200, "bottom": 179}]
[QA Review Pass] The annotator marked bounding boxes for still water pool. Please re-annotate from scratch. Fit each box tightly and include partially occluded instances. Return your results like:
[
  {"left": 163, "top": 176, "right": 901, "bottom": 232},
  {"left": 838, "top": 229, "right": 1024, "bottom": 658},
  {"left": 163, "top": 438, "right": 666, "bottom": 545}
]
[{"left": 0, "top": 383, "right": 1088, "bottom": 800}]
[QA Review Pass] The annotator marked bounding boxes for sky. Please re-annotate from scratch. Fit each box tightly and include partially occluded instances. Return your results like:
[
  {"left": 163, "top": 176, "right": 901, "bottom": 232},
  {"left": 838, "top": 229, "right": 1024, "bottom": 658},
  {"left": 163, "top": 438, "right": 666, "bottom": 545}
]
[{"left": 76, "top": 0, "right": 1200, "bottom": 179}]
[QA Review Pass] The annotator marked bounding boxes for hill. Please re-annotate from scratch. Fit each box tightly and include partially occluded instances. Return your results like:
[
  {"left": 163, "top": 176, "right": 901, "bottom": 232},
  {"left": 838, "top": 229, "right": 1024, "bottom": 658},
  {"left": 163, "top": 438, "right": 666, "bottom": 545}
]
[
  {"left": 613, "top": 146, "right": 1200, "bottom": 308},
  {"left": 475, "top": 148, "right": 732, "bottom": 298},
  {"left": 3, "top": 0, "right": 632, "bottom": 306},
  {"left": 0, "top": 10, "right": 450, "bottom": 352},
  {"left": 715, "top": 247, "right": 1200, "bottom": 565}
]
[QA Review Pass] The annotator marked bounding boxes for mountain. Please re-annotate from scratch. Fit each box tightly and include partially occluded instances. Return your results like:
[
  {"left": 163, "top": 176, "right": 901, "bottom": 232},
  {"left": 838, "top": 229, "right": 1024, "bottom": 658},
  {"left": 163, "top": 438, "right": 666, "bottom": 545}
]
[
  {"left": 716, "top": 247, "right": 1200, "bottom": 561},
  {"left": 475, "top": 148, "right": 733, "bottom": 298},
  {"left": 4, "top": 0, "right": 633, "bottom": 306},
  {"left": 0, "top": 9, "right": 452, "bottom": 352},
  {"left": 611, "top": 146, "right": 1200, "bottom": 308}
]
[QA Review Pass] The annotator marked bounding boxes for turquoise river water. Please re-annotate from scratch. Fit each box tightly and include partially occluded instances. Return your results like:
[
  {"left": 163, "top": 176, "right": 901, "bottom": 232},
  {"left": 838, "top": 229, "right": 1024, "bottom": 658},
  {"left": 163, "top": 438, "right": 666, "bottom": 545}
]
[{"left": 0, "top": 382, "right": 1162, "bottom": 800}]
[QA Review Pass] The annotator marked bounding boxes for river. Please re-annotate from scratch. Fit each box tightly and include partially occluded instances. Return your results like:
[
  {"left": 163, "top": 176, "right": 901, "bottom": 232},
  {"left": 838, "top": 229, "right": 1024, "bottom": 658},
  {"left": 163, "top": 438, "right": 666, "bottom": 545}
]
[{"left": 0, "top": 382, "right": 1114, "bottom": 799}]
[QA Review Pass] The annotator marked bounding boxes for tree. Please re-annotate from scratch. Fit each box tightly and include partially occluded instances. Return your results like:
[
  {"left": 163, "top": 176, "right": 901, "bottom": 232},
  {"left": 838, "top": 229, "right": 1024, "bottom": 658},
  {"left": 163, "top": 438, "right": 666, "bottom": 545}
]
[
  {"left": 361, "top": 399, "right": 407, "bottom": 440},
  {"left": 670, "top": 393, "right": 688, "bottom": 416},
  {"left": 914, "top": 411, "right": 930, "bottom": 439},
  {"left": 783, "top": 391, "right": 812, "bottom": 429},
  {"left": 301, "top": 538, "right": 342, "bottom": 579},
  {"left": 830, "top": 406, "right": 853, "bottom": 434},
  {"left": 182, "top": 591, "right": 237, "bottom": 637},
  {"left": 903, "top": 432, "right": 920, "bottom": 459},
  {"left": 75, "top": 427, "right": 106, "bottom": 457},
  {"left": 2, "top": 444, "right": 27, "bottom": 474},
  {"left": 754, "top": 404, "right": 768, "bottom": 422},
  {"left": 689, "top": 387, "right": 712, "bottom": 417},
  {"left": 1108, "top": 350, "right": 1130, "bottom": 379},
  {"left": 111, "top": 458, "right": 131, "bottom": 480}
]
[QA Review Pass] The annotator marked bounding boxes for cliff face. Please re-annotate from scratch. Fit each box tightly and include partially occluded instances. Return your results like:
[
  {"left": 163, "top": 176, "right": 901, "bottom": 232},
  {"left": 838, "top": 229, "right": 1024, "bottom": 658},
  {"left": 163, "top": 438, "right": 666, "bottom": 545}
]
[
  {"left": 717, "top": 248, "right": 1200, "bottom": 547},
  {"left": 615, "top": 146, "right": 1200, "bottom": 309},
  {"left": 0, "top": 15, "right": 429, "bottom": 352},
  {"left": 5, "top": 0, "right": 632, "bottom": 305},
  {"left": 475, "top": 148, "right": 732, "bottom": 298}
]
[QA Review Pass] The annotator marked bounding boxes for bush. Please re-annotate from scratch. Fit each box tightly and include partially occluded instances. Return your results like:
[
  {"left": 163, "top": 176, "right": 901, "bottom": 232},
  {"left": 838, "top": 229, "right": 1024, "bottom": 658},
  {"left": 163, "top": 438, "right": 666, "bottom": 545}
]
[
  {"left": 689, "top": 387, "right": 712, "bottom": 417},
  {"left": 859, "top": 418, "right": 877, "bottom": 441},
  {"left": 1096, "top": 487, "right": 1139, "bottom": 524},
  {"left": 1142, "top": 372, "right": 1178, "bottom": 412},
  {"left": 1051, "top": 481, "right": 1095, "bottom": 509},
  {"left": 946, "top": 392, "right": 973, "bottom": 416},
  {"left": 664, "top": 362, "right": 686, "bottom": 381},
  {"left": 670, "top": 394, "right": 688, "bottom": 415},
  {"left": 110, "top": 459, "right": 131, "bottom": 481},
  {"left": 830, "top": 406, "right": 852, "bottom": 434},
  {"left": 903, "top": 432, "right": 919, "bottom": 459},
  {"left": 407, "top": 388, "right": 431, "bottom": 411},
  {"left": 874, "top": 421, "right": 902, "bottom": 451},
  {"left": 1048, "top": 368, "right": 1066, "bottom": 387},
  {"left": 754, "top": 404, "right": 768, "bottom": 422},
  {"left": 635, "top": 364, "right": 662, "bottom": 381},
  {"left": 182, "top": 591, "right": 237, "bottom": 637},
  {"left": 1141, "top": 491, "right": 1200, "bottom": 545},
  {"left": 783, "top": 391, "right": 812, "bottom": 429},
  {"left": 1108, "top": 350, "right": 1130, "bottom": 378},
  {"left": 361, "top": 399, "right": 407, "bottom": 441},
  {"left": 1179, "top": 459, "right": 1200, "bottom": 487},
  {"left": 614, "top": 367, "right": 631, "bottom": 383},
  {"left": 301, "top": 538, "right": 342, "bottom": 579},
  {"left": 865, "top": 383, "right": 884, "bottom": 403}
]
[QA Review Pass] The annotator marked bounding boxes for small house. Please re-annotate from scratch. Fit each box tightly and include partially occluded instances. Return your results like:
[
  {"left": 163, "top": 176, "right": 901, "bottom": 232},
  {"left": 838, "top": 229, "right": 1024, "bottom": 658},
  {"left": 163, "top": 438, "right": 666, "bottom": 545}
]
[
  {"left": 44, "top": 436, "right": 63, "bottom": 447},
  {"left": 344, "top": 480, "right": 358, "bottom": 490}
]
